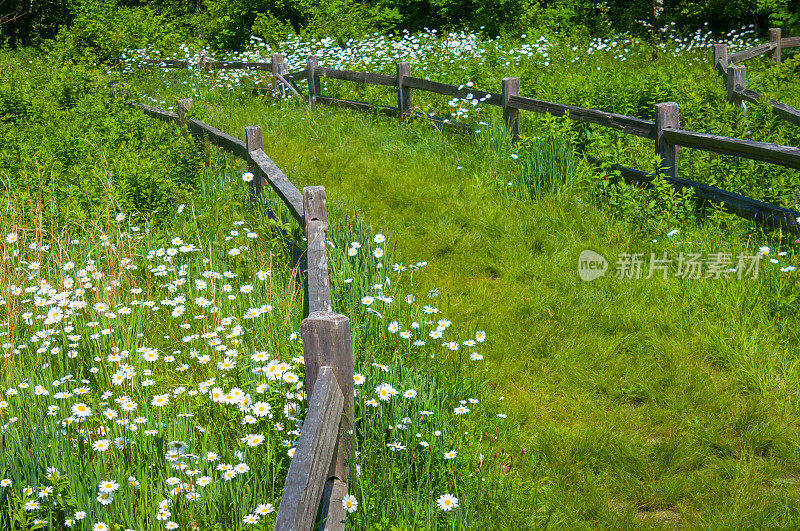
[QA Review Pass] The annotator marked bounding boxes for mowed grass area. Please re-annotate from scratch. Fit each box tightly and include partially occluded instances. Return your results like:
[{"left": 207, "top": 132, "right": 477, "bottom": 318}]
[{"left": 153, "top": 87, "right": 800, "bottom": 527}]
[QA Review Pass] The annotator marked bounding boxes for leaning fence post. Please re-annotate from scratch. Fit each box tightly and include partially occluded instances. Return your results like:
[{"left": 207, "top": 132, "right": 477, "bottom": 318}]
[
  {"left": 245, "top": 126, "right": 264, "bottom": 196},
  {"left": 713, "top": 43, "right": 728, "bottom": 73},
  {"left": 502, "top": 77, "right": 520, "bottom": 140},
  {"left": 655, "top": 102, "right": 679, "bottom": 180},
  {"left": 271, "top": 53, "right": 288, "bottom": 99},
  {"left": 769, "top": 27, "right": 782, "bottom": 65},
  {"left": 177, "top": 98, "right": 193, "bottom": 128},
  {"left": 301, "top": 312, "right": 354, "bottom": 530},
  {"left": 307, "top": 55, "right": 320, "bottom": 109},
  {"left": 397, "top": 61, "right": 412, "bottom": 121}
]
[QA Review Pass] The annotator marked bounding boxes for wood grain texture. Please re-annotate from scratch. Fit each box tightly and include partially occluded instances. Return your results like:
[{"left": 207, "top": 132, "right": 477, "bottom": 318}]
[
  {"left": 283, "top": 69, "right": 309, "bottom": 82},
  {"left": 316, "top": 67, "right": 397, "bottom": 86},
  {"left": 662, "top": 128, "right": 800, "bottom": 170},
  {"left": 307, "top": 56, "right": 320, "bottom": 109},
  {"left": 248, "top": 148, "right": 305, "bottom": 224},
  {"left": 186, "top": 119, "right": 248, "bottom": 159},
  {"left": 502, "top": 77, "right": 520, "bottom": 140},
  {"left": 586, "top": 157, "right": 800, "bottom": 234},
  {"left": 508, "top": 95, "right": 657, "bottom": 139},
  {"left": 782, "top": 36, "right": 800, "bottom": 48},
  {"left": 402, "top": 76, "right": 503, "bottom": 106},
  {"left": 131, "top": 102, "right": 180, "bottom": 123},
  {"left": 726, "top": 65, "right": 746, "bottom": 103},
  {"left": 769, "top": 28, "right": 782, "bottom": 64},
  {"left": 203, "top": 60, "right": 272, "bottom": 71},
  {"left": 397, "top": 62, "right": 412, "bottom": 119},
  {"left": 304, "top": 187, "right": 332, "bottom": 315},
  {"left": 245, "top": 126, "right": 264, "bottom": 196},
  {"left": 655, "top": 102, "right": 679, "bottom": 179},
  {"left": 301, "top": 312, "right": 355, "bottom": 511},
  {"left": 274, "top": 366, "right": 344, "bottom": 531},
  {"left": 728, "top": 42, "right": 775, "bottom": 64},
  {"left": 713, "top": 43, "right": 728, "bottom": 74}
]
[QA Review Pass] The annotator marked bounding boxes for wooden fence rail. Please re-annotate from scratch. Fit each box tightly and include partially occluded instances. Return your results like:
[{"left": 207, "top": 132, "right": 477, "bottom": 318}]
[
  {"left": 127, "top": 93, "right": 355, "bottom": 530},
  {"left": 712, "top": 27, "right": 800, "bottom": 126}
]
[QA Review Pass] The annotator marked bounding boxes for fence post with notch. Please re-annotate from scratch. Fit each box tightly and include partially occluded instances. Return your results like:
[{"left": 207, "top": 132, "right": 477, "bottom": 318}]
[
  {"left": 769, "top": 27, "right": 782, "bottom": 64},
  {"left": 502, "top": 77, "right": 520, "bottom": 141},
  {"left": 655, "top": 102, "right": 679, "bottom": 180},
  {"left": 397, "top": 61, "right": 412, "bottom": 121}
]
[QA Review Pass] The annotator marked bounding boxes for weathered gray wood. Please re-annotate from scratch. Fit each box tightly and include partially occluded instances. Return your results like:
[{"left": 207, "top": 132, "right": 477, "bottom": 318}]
[
  {"left": 249, "top": 148, "right": 305, "bottom": 224},
  {"left": 139, "top": 58, "right": 189, "bottom": 68},
  {"left": 132, "top": 102, "right": 180, "bottom": 124},
  {"left": 272, "top": 53, "right": 288, "bottom": 98},
  {"left": 397, "top": 62, "right": 412, "bottom": 120},
  {"left": 283, "top": 69, "right": 309, "bottom": 82},
  {"left": 275, "top": 73, "right": 306, "bottom": 102},
  {"left": 782, "top": 36, "right": 800, "bottom": 48},
  {"left": 508, "top": 95, "right": 657, "bottom": 139},
  {"left": 316, "top": 95, "right": 400, "bottom": 116},
  {"left": 662, "top": 128, "right": 800, "bottom": 171},
  {"left": 203, "top": 60, "right": 272, "bottom": 71},
  {"left": 586, "top": 157, "right": 800, "bottom": 234},
  {"left": 727, "top": 65, "right": 746, "bottom": 103},
  {"left": 770, "top": 28, "right": 782, "bottom": 64},
  {"left": 655, "top": 102, "right": 679, "bottom": 179},
  {"left": 502, "top": 77, "right": 520, "bottom": 140},
  {"left": 402, "top": 76, "right": 503, "bottom": 106},
  {"left": 319, "top": 476, "right": 348, "bottom": 530},
  {"left": 734, "top": 89, "right": 800, "bottom": 126},
  {"left": 186, "top": 119, "right": 248, "bottom": 158},
  {"left": 245, "top": 126, "right": 264, "bottom": 196},
  {"left": 316, "top": 67, "right": 397, "bottom": 87},
  {"left": 177, "top": 98, "right": 194, "bottom": 127},
  {"left": 307, "top": 56, "right": 320, "bottom": 109},
  {"left": 304, "top": 187, "right": 332, "bottom": 315},
  {"left": 728, "top": 42, "right": 775, "bottom": 64},
  {"left": 274, "top": 366, "right": 344, "bottom": 531},
  {"left": 301, "top": 311, "right": 355, "bottom": 528},
  {"left": 713, "top": 43, "right": 729, "bottom": 75}
]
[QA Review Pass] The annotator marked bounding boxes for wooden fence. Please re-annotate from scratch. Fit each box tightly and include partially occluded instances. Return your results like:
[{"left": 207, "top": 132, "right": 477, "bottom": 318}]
[
  {"left": 131, "top": 96, "right": 354, "bottom": 530},
  {"left": 138, "top": 48, "right": 800, "bottom": 234},
  {"left": 712, "top": 27, "right": 800, "bottom": 125}
]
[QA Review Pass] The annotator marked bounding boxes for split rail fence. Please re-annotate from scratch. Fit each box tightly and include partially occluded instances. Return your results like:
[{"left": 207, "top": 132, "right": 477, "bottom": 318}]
[
  {"left": 139, "top": 48, "right": 800, "bottom": 234},
  {"left": 712, "top": 27, "right": 800, "bottom": 125},
  {"left": 130, "top": 96, "right": 354, "bottom": 530}
]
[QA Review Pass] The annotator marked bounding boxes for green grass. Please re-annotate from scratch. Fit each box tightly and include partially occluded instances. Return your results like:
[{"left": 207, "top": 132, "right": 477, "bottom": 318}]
[
  {"left": 152, "top": 89, "right": 800, "bottom": 527},
  {"left": 4, "top": 33, "right": 800, "bottom": 528}
]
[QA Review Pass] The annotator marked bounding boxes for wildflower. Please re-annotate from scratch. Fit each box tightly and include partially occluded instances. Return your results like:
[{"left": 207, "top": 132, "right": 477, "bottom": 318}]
[
  {"left": 24, "top": 500, "right": 40, "bottom": 511},
  {"left": 151, "top": 394, "right": 169, "bottom": 407},
  {"left": 403, "top": 389, "right": 417, "bottom": 399},
  {"left": 454, "top": 405, "right": 470, "bottom": 415},
  {"left": 374, "top": 234, "right": 386, "bottom": 244},
  {"left": 98, "top": 480, "right": 120, "bottom": 493},
  {"left": 71, "top": 403, "right": 92, "bottom": 418},
  {"left": 387, "top": 441, "right": 406, "bottom": 451},
  {"left": 470, "top": 352, "right": 484, "bottom": 361},
  {"left": 93, "top": 524, "right": 109, "bottom": 531},
  {"left": 342, "top": 494, "right": 358, "bottom": 513},
  {"left": 437, "top": 493, "right": 459, "bottom": 511},
  {"left": 166, "top": 523, "right": 179, "bottom": 530},
  {"left": 242, "top": 172, "right": 254, "bottom": 182},
  {"left": 96, "top": 491, "right": 114, "bottom": 505},
  {"left": 360, "top": 296, "right": 374, "bottom": 306},
  {"left": 255, "top": 503, "right": 274, "bottom": 515},
  {"left": 0, "top": 479, "right": 11, "bottom": 487},
  {"left": 387, "top": 321, "right": 400, "bottom": 333},
  {"left": 243, "top": 514, "right": 259, "bottom": 524},
  {"left": 196, "top": 476, "right": 212, "bottom": 487},
  {"left": 444, "top": 450, "right": 457, "bottom": 459}
]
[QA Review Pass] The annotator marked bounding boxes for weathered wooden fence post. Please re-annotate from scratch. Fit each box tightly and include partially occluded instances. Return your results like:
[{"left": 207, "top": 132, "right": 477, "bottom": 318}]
[
  {"left": 655, "top": 102, "right": 679, "bottom": 179},
  {"left": 138, "top": 50, "right": 146, "bottom": 73},
  {"left": 307, "top": 55, "right": 320, "bottom": 109},
  {"left": 397, "top": 61, "right": 412, "bottom": 121},
  {"left": 726, "top": 64, "right": 746, "bottom": 102},
  {"left": 177, "top": 98, "right": 193, "bottom": 128},
  {"left": 271, "top": 53, "right": 288, "bottom": 99},
  {"left": 502, "top": 77, "right": 520, "bottom": 140},
  {"left": 301, "top": 186, "right": 354, "bottom": 530},
  {"left": 301, "top": 312, "right": 354, "bottom": 530},
  {"left": 713, "top": 43, "right": 728, "bottom": 73},
  {"left": 769, "top": 27, "right": 782, "bottom": 65},
  {"left": 245, "top": 125, "right": 264, "bottom": 196},
  {"left": 197, "top": 50, "right": 208, "bottom": 73}
]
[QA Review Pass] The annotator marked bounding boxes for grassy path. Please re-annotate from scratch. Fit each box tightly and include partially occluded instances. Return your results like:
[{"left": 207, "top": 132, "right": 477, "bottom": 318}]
[{"left": 199, "top": 99, "right": 800, "bottom": 527}]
